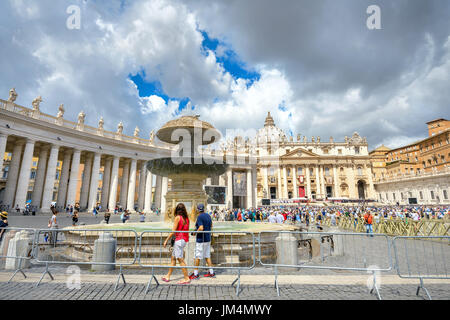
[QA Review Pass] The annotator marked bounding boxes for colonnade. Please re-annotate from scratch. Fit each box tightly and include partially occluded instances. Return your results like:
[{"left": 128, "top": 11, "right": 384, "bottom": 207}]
[{"left": 0, "top": 133, "right": 169, "bottom": 213}]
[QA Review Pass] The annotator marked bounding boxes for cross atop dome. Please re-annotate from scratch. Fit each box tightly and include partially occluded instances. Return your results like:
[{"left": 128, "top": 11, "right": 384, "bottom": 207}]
[{"left": 264, "top": 111, "right": 275, "bottom": 127}]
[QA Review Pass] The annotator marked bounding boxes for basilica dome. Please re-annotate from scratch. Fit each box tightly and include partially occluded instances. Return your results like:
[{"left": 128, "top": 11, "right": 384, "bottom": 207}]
[{"left": 256, "top": 112, "right": 287, "bottom": 144}]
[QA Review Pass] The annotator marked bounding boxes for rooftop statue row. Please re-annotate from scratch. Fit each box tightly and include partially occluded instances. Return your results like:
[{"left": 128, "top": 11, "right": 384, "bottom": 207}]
[{"left": 3, "top": 88, "right": 158, "bottom": 144}]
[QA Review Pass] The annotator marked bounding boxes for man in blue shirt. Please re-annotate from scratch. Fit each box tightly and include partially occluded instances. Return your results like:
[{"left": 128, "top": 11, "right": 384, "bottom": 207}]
[{"left": 190, "top": 203, "right": 215, "bottom": 279}]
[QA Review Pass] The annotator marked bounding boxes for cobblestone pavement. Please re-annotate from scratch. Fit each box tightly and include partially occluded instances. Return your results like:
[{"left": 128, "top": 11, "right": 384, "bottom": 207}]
[
  {"left": 0, "top": 280, "right": 448, "bottom": 300},
  {"left": 1, "top": 216, "right": 449, "bottom": 300}
]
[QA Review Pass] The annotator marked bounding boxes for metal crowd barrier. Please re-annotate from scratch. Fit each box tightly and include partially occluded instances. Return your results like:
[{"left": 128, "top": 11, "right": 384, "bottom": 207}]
[
  {"left": 258, "top": 231, "right": 393, "bottom": 299},
  {"left": 392, "top": 236, "right": 450, "bottom": 300},
  {"left": 138, "top": 230, "right": 256, "bottom": 296},
  {"left": 0, "top": 227, "right": 38, "bottom": 282},
  {"left": 33, "top": 228, "right": 138, "bottom": 290}
]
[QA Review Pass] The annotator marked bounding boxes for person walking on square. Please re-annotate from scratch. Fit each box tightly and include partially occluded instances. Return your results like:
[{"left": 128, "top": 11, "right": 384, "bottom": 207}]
[
  {"left": 72, "top": 210, "right": 79, "bottom": 226},
  {"left": 162, "top": 203, "right": 190, "bottom": 284},
  {"left": 104, "top": 211, "right": 111, "bottom": 224},
  {"left": 48, "top": 207, "right": 59, "bottom": 246},
  {"left": 190, "top": 204, "right": 215, "bottom": 280},
  {"left": 364, "top": 211, "right": 374, "bottom": 237}
]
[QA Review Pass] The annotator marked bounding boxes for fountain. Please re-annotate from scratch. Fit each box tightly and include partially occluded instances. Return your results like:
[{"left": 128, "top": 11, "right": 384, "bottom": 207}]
[
  {"left": 146, "top": 115, "right": 228, "bottom": 224},
  {"left": 60, "top": 115, "right": 300, "bottom": 268}
]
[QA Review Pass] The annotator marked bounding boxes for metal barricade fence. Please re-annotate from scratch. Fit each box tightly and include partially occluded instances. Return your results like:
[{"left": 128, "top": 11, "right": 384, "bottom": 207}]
[
  {"left": 0, "top": 227, "right": 38, "bottom": 282},
  {"left": 258, "top": 231, "right": 393, "bottom": 299},
  {"left": 33, "top": 228, "right": 138, "bottom": 290},
  {"left": 138, "top": 230, "right": 256, "bottom": 296},
  {"left": 392, "top": 236, "right": 450, "bottom": 300}
]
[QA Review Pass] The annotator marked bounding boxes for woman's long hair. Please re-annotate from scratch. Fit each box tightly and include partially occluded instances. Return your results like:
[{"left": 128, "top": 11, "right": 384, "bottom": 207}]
[{"left": 175, "top": 203, "right": 189, "bottom": 225}]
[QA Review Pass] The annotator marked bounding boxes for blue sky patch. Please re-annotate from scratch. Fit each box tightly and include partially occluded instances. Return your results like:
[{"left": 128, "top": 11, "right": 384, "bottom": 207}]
[
  {"left": 200, "top": 30, "right": 260, "bottom": 87},
  {"left": 129, "top": 70, "right": 191, "bottom": 112}
]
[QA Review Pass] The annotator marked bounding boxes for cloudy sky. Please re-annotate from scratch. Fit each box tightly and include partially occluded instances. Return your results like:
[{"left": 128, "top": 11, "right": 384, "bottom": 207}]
[{"left": 1, "top": 0, "right": 449, "bottom": 150}]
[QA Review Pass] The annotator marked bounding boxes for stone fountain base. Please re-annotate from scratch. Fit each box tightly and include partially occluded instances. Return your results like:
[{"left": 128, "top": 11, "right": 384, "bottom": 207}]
[{"left": 164, "top": 172, "right": 209, "bottom": 224}]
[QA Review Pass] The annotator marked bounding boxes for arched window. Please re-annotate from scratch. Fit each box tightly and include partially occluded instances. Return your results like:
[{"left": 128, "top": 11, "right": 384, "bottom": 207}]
[
  {"left": 325, "top": 167, "right": 330, "bottom": 176},
  {"left": 357, "top": 167, "right": 363, "bottom": 175}
]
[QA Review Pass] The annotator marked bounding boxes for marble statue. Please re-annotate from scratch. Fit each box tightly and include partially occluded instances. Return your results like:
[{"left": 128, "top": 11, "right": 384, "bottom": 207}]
[
  {"left": 149, "top": 130, "right": 155, "bottom": 142},
  {"left": 32, "top": 96, "right": 42, "bottom": 111},
  {"left": 57, "top": 104, "right": 65, "bottom": 118},
  {"left": 117, "top": 121, "right": 123, "bottom": 134},
  {"left": 134, "top": 126, "right": 140, "bottom": 138},
  {"left": 98, "top": 117, "right": 104, "bottom": 130},
  {"left": 77, "top": 111, "right": 86, "bottom": 125},
  {"left": 297, "top": 134, "right": 301, "bottom": 141},
  {"left": 8, "top": 88, "right": 17, "bottom": 102}
]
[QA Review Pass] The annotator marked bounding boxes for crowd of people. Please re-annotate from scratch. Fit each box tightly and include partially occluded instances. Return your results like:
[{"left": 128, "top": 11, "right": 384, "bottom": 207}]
[{"left": 207, "top": 205, "right": 449, "bottom": 223}]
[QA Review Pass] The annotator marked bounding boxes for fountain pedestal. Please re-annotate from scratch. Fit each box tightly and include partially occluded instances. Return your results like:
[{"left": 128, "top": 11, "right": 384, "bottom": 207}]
[{"left": 164, "top": 173, "right": 209, "bottom": 223}]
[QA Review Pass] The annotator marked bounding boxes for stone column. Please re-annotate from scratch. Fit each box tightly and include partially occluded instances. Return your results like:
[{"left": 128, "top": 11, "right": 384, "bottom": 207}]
[
  {"left": 219, "top": 174, "right": 225, "bottom": 186},
  {"left": 277, "top": 166, "right": 282, "bottom": 199},
  {"left": 66, "top": 149, "right": 81, "bottom": 207},
  {"left": 154, "top": 175, "right": 162, "bottom": 209},
  {"left": 56, "top": 150, "right": 72, "bottom": 208},
  {"left": 108, "top": 156, "right": 120, "bottom": 211},
  {"left": 315, "top": 165, "right": 321, "bottom": 199},
  {"left": 366, "top": 164, "right": 375, "bottom": 200},
  {"left": 119, "top": 160, "right": 130, "bottom": 208},
  {"left": 293, "top": 166, "right": 298, "bottom": 198},
  {"left": 80, "top": 153, "right": 93, "bottom": 209},
  {"left": 226, "top": 169, "right": 233, "bottom": 209},
  {"left": 320, "top": 165, "right": 326, "bottom": 199},
  {"left": 283, "top": 166, "right": 288, "bottom": 198},
  {"left": 161, "top": 176, "right": 168, "bottom": 213},
  {"left": 262, "top": 166, "right": 269, "bottom": 199},
  {"left": 41, "top": 145, "right": 60, "bottom": 212},
  {"left": 0, "top": 133, "right": 8, "bottom": 174},
  {"left": 31, "top": 146, "right": 49, "bottom": 208},
  {"left": 252, "top": 166, "right": 257, "bottom": 207},
  {"left": 88, "top": 153, "right": 101, "bottom": 211},
  {"left": 144, "top": 170, "right": 153, "bottom": 213},
  {"left": 305, "top": 165, "right": 312, "bottom": 199},
  {"left": 246, "top": 169, "right": 252, "bottom": 208},
  {"left": 91, "top": 232, "right": 116, "bottom": 271},
  {"left": 138, "top": 161, "right": 146, "bottom": 211},
  {"left": 100, "top": 157, "right": 112, "bottom": 210},
  {"left": 333, "top": 165, "right": 340, "bottom": 198},
  {"left": 347, "top": 165, "right": 357, "bottom": 199},
  {"left": 127, "top": 159, "right": 137, "bottom": 211},
  {"left": 14, "top": 139, "right": 35, "bottom": 210},
  {"left": 275, "top": 232, "right": 298, "bottom": 271}
]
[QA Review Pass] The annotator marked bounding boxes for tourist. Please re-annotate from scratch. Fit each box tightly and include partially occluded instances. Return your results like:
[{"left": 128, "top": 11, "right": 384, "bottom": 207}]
[
  {"left": 72, "top": 211, "right": 79, "bottom": 226},
  {"left": 276, "top": 211, "right": 284, "bottom": 224},
  {"left": 104, "top": 211, "right": 111, "bottom": 224},
  {"left": 364, "top": 211, "right": 374, "bottom": 237},
  {"left": 139, "top": 211, "right": 146, "bottom": 223},
  {"left": 268, "top": 212, "right": 277, "bottom": 223},
  {"left": 121, "top": 210, "right": 129, "bottom": 223},
  {"left": 330, "top": 211, "right": 337, "bottom": 226},
  {"left": 316, "top": 211, "right": 323, "bottom": 230},
  {"left": 190, "top": 203, "right": 215, "bottom": 280},
  {"left": 48, "top": 207, "right": 59, "bottom": 246},
  {"left": 162, "top": 203, "right": 191, "bottom": 284},
  {"left": 0, "top": 211, "right": 9, "bottom": 242}
]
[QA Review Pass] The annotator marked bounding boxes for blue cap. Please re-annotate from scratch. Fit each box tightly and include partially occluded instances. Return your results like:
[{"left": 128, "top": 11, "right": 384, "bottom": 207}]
[{"left": 197, "top": 203, "right": 205, "bottom": 212}]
